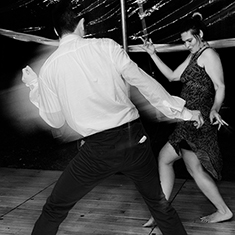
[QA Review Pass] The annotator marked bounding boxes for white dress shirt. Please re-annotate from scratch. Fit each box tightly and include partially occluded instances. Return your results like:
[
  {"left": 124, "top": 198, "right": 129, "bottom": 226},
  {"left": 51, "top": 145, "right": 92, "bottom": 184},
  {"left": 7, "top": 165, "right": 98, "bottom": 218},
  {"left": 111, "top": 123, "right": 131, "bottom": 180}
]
[{"left": 26, "top": 34, "right": 192, "bottom": 137}]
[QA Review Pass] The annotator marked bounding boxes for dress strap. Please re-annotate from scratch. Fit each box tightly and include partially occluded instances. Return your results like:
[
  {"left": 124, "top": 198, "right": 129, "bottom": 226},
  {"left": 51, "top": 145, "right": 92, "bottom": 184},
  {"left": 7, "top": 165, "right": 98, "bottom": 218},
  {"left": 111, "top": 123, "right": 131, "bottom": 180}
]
[{"left": 193, "top": 46, "right": 211, "bottom": 60}]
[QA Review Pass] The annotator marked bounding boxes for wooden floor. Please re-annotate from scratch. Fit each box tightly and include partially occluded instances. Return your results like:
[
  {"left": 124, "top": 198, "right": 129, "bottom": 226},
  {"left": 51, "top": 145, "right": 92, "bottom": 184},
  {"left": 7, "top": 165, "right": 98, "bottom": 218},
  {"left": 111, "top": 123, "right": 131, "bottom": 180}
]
[{"left": 0, "top": 168, "right": 234, "bottom": 235}]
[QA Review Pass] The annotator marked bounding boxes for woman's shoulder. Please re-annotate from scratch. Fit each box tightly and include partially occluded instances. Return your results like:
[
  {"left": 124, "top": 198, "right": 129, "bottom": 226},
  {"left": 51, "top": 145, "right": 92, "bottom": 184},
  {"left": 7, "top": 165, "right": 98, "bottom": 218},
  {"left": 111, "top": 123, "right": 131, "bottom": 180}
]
[
  {"left": 201, "top": 46, "right": 218, "bottom": 57},
  {"left": 198, "top": 46, "right": 221, "bottom": 68},
  {"left": 200, "top": 46, "right": 220, "bottom": 61}
]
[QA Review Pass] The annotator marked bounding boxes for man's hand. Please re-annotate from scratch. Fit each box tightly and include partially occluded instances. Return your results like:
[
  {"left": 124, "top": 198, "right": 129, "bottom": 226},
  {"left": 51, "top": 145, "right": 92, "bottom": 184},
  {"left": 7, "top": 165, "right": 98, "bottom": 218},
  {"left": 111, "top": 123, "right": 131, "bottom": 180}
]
[
  {"left": 190, "top": 110, "right": 204, "bottom": 129},
  {"left": 22, "top": 65, "right": 38, "bottom": 86}
]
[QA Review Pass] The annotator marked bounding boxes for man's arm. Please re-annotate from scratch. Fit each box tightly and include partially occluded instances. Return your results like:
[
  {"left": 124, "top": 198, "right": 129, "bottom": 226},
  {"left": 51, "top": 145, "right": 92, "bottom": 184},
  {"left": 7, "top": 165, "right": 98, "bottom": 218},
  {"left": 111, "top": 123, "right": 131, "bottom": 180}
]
[
  {"left": 110, "top": 40, "right": 204, "bottom": 127},
  {"left": 22, "top": 66, "right": 40, "bottom": 107},
  {"left": 22, "top": 66, "right": 65, "bottom": 128}
]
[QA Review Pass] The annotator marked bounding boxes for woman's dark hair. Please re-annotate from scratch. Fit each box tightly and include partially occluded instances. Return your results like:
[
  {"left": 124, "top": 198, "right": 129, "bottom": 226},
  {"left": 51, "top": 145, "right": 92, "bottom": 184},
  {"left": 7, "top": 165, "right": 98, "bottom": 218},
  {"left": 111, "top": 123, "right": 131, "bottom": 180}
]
[
  {"left": 52, "top": 0, "right": 88, "bottom": 38},
  {"left": 180, "top": 12, "right": 207, "bottom": 39}
]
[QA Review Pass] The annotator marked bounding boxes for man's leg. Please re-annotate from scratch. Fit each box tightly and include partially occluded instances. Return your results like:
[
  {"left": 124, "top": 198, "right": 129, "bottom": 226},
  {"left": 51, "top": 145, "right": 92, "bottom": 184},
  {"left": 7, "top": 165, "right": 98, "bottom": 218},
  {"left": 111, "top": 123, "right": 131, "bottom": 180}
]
[
  {"left": 122, "top": 125, "right": 187, "bottom": 235},
  {"left": 31, "top": 121, "right": 137, "bottom": 235},
  {"left": 31, "top": 161, "right": 98, "bottom": 235}
]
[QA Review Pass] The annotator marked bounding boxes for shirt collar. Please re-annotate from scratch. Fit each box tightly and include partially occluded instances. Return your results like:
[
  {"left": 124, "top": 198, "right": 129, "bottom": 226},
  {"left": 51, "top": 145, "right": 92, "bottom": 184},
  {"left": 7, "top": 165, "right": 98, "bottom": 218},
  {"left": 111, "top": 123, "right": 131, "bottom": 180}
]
[{"left": 59, "top": 34, "right": 82, "bottom": 46}]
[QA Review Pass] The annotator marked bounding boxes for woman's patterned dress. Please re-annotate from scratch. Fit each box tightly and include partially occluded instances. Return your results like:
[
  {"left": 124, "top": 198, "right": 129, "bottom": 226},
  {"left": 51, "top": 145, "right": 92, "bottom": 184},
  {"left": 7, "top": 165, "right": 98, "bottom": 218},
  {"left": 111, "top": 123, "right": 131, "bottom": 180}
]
[{"left": 168, "top": 47, "right": 223, "bottom": 180}]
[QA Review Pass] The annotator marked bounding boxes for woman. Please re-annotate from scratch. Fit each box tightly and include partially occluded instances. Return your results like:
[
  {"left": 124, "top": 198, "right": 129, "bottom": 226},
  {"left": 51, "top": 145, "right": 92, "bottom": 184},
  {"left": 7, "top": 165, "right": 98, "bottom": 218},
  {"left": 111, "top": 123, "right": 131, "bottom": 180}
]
[{"left": 142, "top": 13, "right": 233, "bottom": 227}]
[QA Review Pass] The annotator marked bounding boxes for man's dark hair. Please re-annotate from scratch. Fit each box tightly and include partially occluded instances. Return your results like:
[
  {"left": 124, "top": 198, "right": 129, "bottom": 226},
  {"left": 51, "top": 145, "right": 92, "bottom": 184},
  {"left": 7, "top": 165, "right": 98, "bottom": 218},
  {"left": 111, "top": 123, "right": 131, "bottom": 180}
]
[{"left": 52, "top": 0, "right": 85, "bottom": 38}]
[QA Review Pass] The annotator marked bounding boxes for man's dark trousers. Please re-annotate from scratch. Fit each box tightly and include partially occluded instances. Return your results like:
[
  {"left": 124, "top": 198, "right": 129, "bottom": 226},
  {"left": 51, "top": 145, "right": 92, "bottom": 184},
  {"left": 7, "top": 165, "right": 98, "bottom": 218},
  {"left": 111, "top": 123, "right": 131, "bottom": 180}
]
[{"left": 31, "top": 119, "right": 187, "bottom": 235}]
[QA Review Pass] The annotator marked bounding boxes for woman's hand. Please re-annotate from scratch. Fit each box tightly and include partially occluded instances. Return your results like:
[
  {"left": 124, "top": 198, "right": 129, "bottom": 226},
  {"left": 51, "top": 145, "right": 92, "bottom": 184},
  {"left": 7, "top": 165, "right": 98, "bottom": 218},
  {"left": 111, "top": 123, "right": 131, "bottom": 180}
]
[
  {"left": 210, "top": 109, "right": 228, "bottom": 130},
  {"left": 141, "top": 38, "right": 156, "bottom": 55}
]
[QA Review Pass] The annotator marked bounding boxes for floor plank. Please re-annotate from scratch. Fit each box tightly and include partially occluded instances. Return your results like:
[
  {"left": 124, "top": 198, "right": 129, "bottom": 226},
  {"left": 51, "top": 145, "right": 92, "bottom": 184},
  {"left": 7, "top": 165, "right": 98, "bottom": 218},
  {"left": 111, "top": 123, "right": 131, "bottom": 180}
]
[{"left": 0, "top": 168, "right": 234, "bottom": 234}]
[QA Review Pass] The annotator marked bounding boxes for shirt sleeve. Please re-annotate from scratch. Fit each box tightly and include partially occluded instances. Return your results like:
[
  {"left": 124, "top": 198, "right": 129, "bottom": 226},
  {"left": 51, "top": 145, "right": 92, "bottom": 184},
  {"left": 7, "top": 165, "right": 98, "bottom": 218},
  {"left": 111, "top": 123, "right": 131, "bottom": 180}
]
[
  {"left": 109, "top": 39, "right": 193, "bottom": 121},
  {"left": 25, "top": 80, "right": 39, "bottom": 107},
  {"left": 26, "top": 75, "right": 65, "bottom": 128}
]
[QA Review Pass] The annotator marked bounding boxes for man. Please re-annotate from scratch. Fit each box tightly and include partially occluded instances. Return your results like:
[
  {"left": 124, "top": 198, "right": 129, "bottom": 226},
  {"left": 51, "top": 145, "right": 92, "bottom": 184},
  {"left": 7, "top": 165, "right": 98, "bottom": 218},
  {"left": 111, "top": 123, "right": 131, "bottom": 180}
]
[{"left": 22, "top": 1, "right": 203, "bottom": 234}]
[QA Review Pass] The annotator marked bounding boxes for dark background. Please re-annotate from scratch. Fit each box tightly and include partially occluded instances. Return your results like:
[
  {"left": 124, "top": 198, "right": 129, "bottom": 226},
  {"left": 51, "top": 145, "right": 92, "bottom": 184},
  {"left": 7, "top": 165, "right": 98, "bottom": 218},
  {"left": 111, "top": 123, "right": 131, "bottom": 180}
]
[
  {"left": 0, "top": 0, "right": 235, "bottom": 181},
  {"left": 0, "top": 35, "right": 234, "bottom": 182}
]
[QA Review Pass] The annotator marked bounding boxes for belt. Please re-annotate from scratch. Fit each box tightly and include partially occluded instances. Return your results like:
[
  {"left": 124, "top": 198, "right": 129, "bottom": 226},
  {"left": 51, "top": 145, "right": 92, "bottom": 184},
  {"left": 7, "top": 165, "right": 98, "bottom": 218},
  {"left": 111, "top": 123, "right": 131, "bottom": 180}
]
[
  {"left": 77, "top": 118, "right": 141, "bottom": 148},
  {"left": 82, "top": 118, "right": 141, "bottom": 140}
]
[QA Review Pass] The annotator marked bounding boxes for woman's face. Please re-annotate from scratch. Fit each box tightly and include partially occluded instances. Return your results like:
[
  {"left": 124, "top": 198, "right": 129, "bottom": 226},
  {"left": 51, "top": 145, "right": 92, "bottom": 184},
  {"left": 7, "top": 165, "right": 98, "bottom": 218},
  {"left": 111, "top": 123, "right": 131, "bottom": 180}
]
[{"left": 181, "top": 30, "right": 201, "bottom": 53}]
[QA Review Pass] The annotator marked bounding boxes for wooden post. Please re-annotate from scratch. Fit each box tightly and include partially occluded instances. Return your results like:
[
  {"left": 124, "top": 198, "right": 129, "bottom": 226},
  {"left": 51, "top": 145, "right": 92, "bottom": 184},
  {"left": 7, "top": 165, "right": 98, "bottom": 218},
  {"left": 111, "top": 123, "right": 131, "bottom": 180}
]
[{"left": 120, "top": 0, "right": 128, "bottom": 51}]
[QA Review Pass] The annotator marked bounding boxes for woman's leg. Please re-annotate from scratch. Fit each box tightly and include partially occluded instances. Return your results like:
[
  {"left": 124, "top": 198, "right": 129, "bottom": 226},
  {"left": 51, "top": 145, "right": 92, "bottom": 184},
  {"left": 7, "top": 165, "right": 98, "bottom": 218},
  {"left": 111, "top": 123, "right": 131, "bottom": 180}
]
[
  {"left": 143, "top": 142, "right": 181, "bottom": 227},
  {"left": 158, "top": 142, "right": 182, "bottom": 200},
  {"left": 182, "top": 149, "right": 233, "bottom": 223}
]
